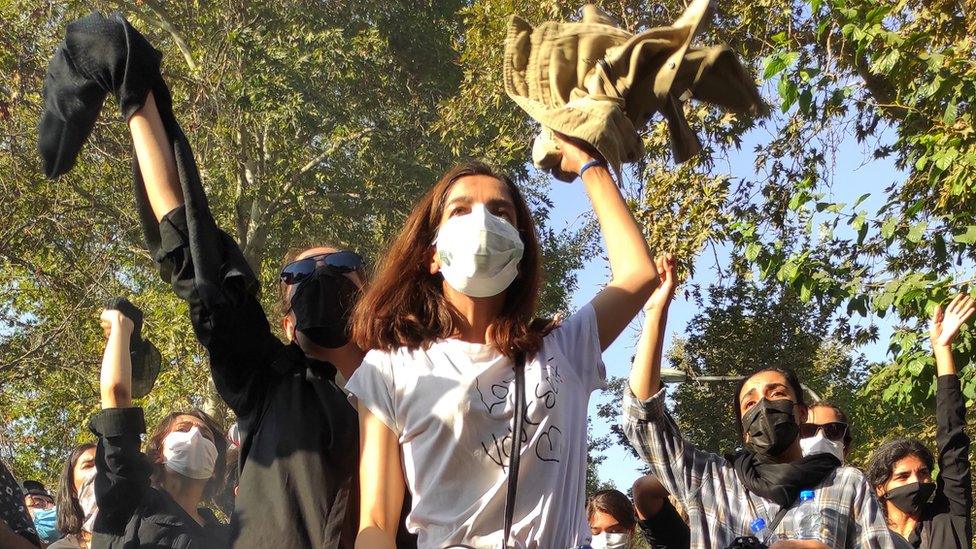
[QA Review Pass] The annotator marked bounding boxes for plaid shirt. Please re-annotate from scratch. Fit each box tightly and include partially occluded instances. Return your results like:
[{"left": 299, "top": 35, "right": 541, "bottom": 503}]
[{"left": 622, "top": 387, "right": 911, "bottom": 549}]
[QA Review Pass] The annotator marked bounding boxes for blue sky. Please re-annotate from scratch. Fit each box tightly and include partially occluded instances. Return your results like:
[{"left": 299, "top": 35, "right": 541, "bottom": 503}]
[{"left": 543, "top": 119, "right": 905, "bottom": 489}]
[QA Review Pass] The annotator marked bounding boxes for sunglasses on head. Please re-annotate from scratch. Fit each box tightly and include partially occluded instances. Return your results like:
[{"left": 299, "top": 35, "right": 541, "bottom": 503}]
[
  {"left": 799, "top": 421, "right": 848, "bottom": 442},
  {"left": 279, "top": 251, "right": 364, "bottom": 286}
]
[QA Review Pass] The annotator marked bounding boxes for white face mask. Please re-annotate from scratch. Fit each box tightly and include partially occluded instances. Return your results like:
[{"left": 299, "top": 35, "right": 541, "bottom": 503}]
[
  {"left": 590, "top": 531, "right": 630, "bottom": 549},
  {"left": 434, "top": 204, "right": 524, "bottom": 298},
  {"left": 77, "top": 473, "right": 98, "bottom": 533},
  {"left": 800, "top": 431, "right": 845, "bottom": 463},
  {"left": 162, "top": 426, "right": 218, "bottom": 480}
]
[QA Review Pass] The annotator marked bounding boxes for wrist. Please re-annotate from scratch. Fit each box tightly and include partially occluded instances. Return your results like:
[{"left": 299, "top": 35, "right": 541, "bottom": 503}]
[{"left": 578, "top": 158, "right": 605, "bottom": 178}]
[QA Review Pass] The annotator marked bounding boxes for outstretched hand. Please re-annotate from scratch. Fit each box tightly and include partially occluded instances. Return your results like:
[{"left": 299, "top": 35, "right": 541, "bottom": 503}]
[
  {"left": 930, "top": 293, "right": 976, "bottom": 348},
  {"left": 644, "top": 254, "right": 676, "bottom": 313},
  {"left": 100, "top": 309, "right": 134, "bottom": 340},
  {"left": 552, "top": 132, "right": 601, "bottom": 177}
]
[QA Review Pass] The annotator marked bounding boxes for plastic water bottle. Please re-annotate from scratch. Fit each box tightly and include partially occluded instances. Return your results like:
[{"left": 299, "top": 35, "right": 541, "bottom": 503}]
[
  {"left": 796, "top": 489, "right": 823, "bottom": 539},
  {"left": 749, "top": 517, "right": 777, "bottom": 543}
]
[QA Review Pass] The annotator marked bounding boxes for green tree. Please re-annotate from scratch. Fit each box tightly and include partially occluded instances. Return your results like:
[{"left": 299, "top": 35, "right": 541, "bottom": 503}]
[{"left": 0, "top": 0, "right": 591, "bottom": 484}]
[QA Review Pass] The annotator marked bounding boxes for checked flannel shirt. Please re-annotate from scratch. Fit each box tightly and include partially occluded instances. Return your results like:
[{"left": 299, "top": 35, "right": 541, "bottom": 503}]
[{"left": 621, "top": 386, "right": 911, "bottom": 548}]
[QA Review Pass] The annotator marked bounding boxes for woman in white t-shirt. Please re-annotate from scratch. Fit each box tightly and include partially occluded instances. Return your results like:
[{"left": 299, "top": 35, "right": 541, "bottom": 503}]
[{"left": 346, "top": 136, "right": 656, "bottom": 549}]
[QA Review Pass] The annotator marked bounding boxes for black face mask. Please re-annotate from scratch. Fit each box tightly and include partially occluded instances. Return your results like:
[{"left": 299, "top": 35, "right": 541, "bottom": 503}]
[
  {"left": 883, "top": 481, "right": 936, "bottom": 516},
  {"left": 290, "top": 269, "right": 359, "bottom": 349},
  {"left": 742, "top": 398, "right": 800, "bottom": 458}
]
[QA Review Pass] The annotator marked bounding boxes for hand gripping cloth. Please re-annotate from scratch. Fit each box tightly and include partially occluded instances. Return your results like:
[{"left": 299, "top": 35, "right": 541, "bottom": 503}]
[{"left": 503, "top": 1, "right": 767, "bottom": 181}]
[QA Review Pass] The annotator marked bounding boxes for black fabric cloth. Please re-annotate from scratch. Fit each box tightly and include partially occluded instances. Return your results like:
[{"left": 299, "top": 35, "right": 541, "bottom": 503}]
[
  {"left": 88, "top": 407, "right": 229, "bottom": 548},
  {"left": 637, "top": 498, "right": 690, "bottom": 549},
  {"left": 906, "top": 375, "right": 972, "bottom": 549},
  {"left": 730, "top": 450, "right": 840, "bottom": 508},
  {"left": 0, "top": 457, "right": 40, "bottom": 547},
  {"left": 39, "top": 12, "right": 162, "bottom": 178},
  {"left": 151, "top": 208, "right": 360, "bottom": 549}
]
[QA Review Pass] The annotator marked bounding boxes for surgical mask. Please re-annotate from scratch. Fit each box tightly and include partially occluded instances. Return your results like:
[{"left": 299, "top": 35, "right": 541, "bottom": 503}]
[
  {"left": 800, "top": 432, "right": 844, "bottom": 464},
  {"left": 883, "top": 481, "right": 936, "bottom": 516},
  {"left": 590, "top": 531, "right": 630, "bottom": 549},
  {"left": 434, "top": 204, "right": 524, "bottom": 298},
  {"left": 290, "top": 269, "right": 359, "bottom": 349},
  {"left": 77, "top": 474, "right": 97, "bottom": 533},
  {"left": 742, "top": 399, "right": 799, "bottom": 458},
  {"left": 31, "top": 506, "right": 60, "bottom": 544},
  {"left": 163, "top": 426, "right": 218, "bottom": 480}
]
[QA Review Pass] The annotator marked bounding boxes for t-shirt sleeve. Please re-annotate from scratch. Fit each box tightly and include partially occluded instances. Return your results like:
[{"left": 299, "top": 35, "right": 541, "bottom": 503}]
[
  {"left": 345, "top": 350, "right": 400, "bottom": 436},
  {"left": 546, "top": 303, "right": 606, "bottom": 392}
]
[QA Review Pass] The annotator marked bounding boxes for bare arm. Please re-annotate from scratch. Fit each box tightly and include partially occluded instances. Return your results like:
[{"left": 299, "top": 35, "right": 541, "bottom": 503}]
[
  {"left": 99, "top": 309, "right": 135, "bottom": 409},
  {"left": 931, "top": 294, "right": 975, "bottom": 377},
  {"left": 553, "top": 135, "right": 657, "bottom": 350},
  {"left": 128, "top": 92, "right": 184, "bottom": 221},
  {"left": 355, "top": 404, "right": 406, "bottom": 549},
  {"left": 629, "top": 255, "right": 675, "bottom": 400}
]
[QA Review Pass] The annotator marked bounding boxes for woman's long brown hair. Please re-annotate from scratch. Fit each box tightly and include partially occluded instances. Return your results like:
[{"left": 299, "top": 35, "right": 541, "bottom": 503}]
[{"left": 351, "top": 160, "right": 546, "bottom": 358}]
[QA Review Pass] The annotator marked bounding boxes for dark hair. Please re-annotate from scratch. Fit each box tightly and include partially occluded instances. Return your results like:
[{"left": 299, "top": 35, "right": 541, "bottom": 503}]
[
  {"left": 214, "top": 444, "right": 240, "bottom": 517},
  {"left": 733, "top": 366, "right": 806, "bottom": 438},
  {"left": 587, "top": 489, "right": 637, "bottom": 531},
  {"left": 866, "top": 438, "right": 934, "bottom": 490},
  {"left": 55, "top": 443, "right": 96, "bottom": 536},
  {"left": 351, "top": 160, "right": 547, "bottom": 358},
  {"left": 143, "top": 409, "right": 227, "bottom": 501},
  {"left": 809, "top": 401, "right": 853, "bottom": 449}
]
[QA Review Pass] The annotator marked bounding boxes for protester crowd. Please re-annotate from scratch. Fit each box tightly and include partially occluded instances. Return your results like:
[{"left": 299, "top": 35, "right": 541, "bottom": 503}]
[{"left": 1, "top": 11, "right": 972, "bottom": 549}]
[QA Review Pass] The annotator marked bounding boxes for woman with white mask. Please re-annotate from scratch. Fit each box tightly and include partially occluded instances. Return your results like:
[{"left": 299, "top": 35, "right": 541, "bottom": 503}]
[
  {"left": 89, "top": 300, "right": 229, "bottom": 548},
  {"left": 48, "top": 443, "right": 96, "bottom": 548},
  {"left": 347, "top": 139, "right": 657, "bottom": 548}
]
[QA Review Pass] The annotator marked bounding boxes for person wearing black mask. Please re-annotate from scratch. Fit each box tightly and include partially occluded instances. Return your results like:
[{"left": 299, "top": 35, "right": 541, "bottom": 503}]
[
  {"left": 622, "top": 254, "right": 907, "bottom": 548},
  {"left": 37, "top": 13, "right": 372, "bottom": 548},
  {"left": 866, "top": 294, "right": 973, "bottom": 548}
]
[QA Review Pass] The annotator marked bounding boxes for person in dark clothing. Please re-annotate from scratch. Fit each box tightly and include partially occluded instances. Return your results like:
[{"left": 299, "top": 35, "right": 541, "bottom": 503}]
[
  {"left": 0, "top": 457, "right": 40, "bottom": 549},
  {"left": 90, "top": 305, "right": 229, "bottom": 548},
  {"left": 38, "top": 13, "right": 368, "bottom": 548},
  {"left": 867, "top": 294, "right": 974, "bottom": 549},
  {"left": 632, "top": 474, "right": 690, "bottom": 549}
]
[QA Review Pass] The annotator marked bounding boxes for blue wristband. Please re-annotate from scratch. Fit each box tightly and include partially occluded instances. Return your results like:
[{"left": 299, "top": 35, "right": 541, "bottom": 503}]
[{"left": 578, "top": 159, "right": 605, "bottom": 178}]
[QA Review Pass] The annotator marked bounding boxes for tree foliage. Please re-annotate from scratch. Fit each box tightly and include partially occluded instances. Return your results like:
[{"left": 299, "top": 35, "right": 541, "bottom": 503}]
[{"left": 0, "top": 0, "right": 591, "bottom": 484}]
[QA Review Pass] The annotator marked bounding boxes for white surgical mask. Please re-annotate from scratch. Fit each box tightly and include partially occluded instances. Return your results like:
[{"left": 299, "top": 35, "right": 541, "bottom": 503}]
[
  {"left": 590, "top": 531, "right": 631, "bottom": 549},
  {"left": 162, "top": 426, "right": 218, "bottom": 480},
  {"left": 77, "top": 473, "right": 98, "bottom": 533},
  {"left": 434, "top": 204, "right": 524, "bottom": 298},
  {"left": 800, "top": 432, "right": 845, "bottom": 463}
]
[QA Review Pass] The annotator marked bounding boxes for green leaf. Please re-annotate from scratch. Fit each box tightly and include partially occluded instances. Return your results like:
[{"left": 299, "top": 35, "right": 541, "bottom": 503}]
[
  {"left": 952, "top": 226, "right": 976, "bottom": 244},
  {"left": 881, "top": 217, "right": 898, "bottom": 239},
  {"left": 778, "top": 77, "right": 798, "bottom": 112},
  {"left": 745, "top": 242, "right": 762, "bottom": 261},
  {"left": 907, "top": 221, "right": 927, "bottom": 243},
  {"left": 944, "top": 101, "right": 958, "bottom": 125}
]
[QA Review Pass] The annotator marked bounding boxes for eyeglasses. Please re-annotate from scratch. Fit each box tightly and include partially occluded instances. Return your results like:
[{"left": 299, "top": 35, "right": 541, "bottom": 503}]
[
  {"left": 799, "top": 421, "right": 848, "bottom": 442},
  {"left": 279, "top": 251, "right": 364, "bottom": 286}
]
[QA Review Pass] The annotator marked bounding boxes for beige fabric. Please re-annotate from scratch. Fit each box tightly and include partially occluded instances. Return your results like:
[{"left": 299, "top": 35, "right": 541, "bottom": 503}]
[{"left": 504, "top": 1, "right": 766, "bottom": 181}]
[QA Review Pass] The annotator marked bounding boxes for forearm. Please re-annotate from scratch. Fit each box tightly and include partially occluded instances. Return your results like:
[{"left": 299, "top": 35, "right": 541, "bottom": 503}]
[
  {"left": 630, "top": 308, "right": 668, "bottom": 400},
  {"left": 581, "top": 166, "right": 655, "bottom": 293},
  {"left": 934, "top": 344, "right": 956, "bottom": 377},
  {"left": 100, "top": 328, "right": 132, "bottom": 408},
  {"left": 129, "top": 92, "right": 183, "bottom": 221}
]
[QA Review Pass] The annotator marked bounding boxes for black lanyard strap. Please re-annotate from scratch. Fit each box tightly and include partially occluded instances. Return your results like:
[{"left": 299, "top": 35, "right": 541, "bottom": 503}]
[{"left": 502, "top": 352, "right": 527, "bottom": 548}]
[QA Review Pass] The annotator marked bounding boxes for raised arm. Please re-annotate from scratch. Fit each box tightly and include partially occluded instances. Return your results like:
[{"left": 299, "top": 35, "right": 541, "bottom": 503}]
[
  {"left": 90, "top": 307, "right": 152, "bottom": 535},
  {"left": 355, "top": 405, "right": 406, "bottom": 549},
  {"left": 128, "top": 93, "right": 184, "bottom": 221},
  {"left": 553, "top": 135, "right": 657, "bottom": 350},
  {"left": 928, "top": 294, "right": 974, "bottom": 525},
  {"left": 630, "top": 254, "right": 674, "bottom": 400}
]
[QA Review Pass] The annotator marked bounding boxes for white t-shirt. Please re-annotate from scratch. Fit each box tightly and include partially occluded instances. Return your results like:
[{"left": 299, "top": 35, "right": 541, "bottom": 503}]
[{"left": 346, "top": 304, "right": 607, "bottom": 549}]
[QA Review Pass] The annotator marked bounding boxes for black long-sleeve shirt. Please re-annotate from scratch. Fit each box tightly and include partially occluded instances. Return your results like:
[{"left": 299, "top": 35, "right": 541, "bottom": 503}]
[
  {"left": 908, "top": 374, "right": 972, "bottom": 549},
  {"left": 88, "top": 407, "right": 229, "bottom": 548},
  {"left": 149, "top": 206, "right": 359, "bottom": 548}
]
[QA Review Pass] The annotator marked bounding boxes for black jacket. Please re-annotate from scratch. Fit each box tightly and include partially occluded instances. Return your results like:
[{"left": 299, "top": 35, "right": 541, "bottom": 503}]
[
  {"left": 89, "top": 408, "right": 229, "bottom": 548},
  {"left": 145, "top": 206, "right": 360, "bottom": 549},
  {"left": 637, "top": 498, "right": 690, "bottom": 549},
  {"left": 908, "top": 375, "right": 972, "bottom": 549}
]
